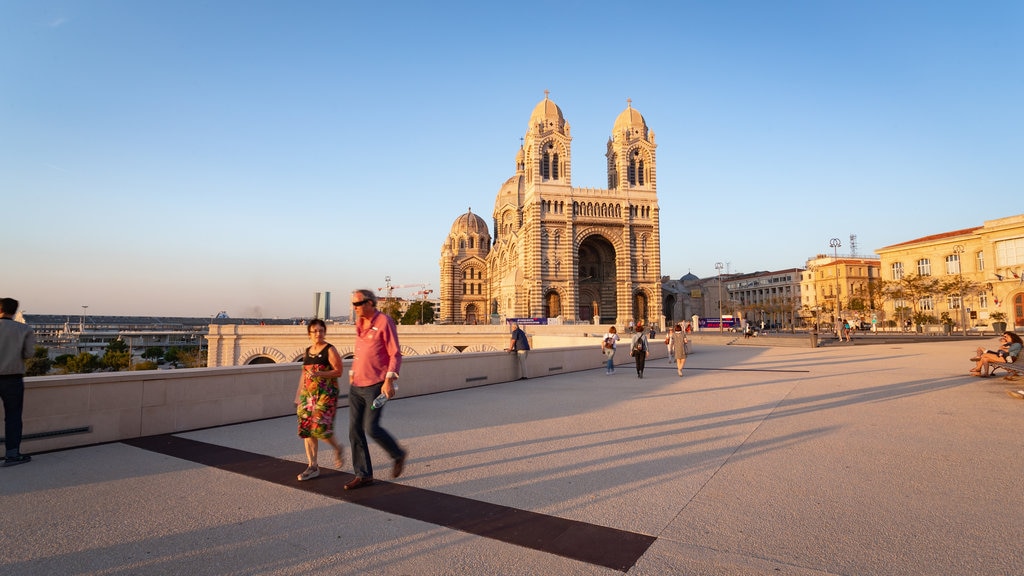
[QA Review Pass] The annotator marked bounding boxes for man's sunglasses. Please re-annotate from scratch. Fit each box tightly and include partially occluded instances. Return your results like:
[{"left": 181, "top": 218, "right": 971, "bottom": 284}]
[{"left": 351, "top": 299, "right": 372, "bottom": 307}]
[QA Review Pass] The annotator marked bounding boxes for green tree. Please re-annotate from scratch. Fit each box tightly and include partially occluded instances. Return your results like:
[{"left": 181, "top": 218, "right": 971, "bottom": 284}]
[
  {"left": 380, "top": 299, "right": 403, "bottom": 324},
  {"left": 401, "top": 301, "right": 435, "bottom": 325},
  {"left": 25, "top": 346, "right": 52, "bottom": 376},
  {"left": 882, "top": 274, "right": 939, "bottom": 323},
  {"left": 101, "top": 338, "right": 130, "bottom": 371},
  {"left": 142, "top": 346, "right": 165, "bottom": 364},
  {"left": 133, "top": 360, "right": 159, "bottom": 371},
  {"left": 65, "top": 352, "right": 99, "bottom": 374},
  {"left": 164, "top": 347, "right": 182, "bottom": 367}
]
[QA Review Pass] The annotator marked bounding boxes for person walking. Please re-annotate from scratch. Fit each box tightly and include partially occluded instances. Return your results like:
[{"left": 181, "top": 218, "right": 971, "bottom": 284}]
[
  {"left": 508, "top": 322, "right": 530, "bottom": 379},
  {"left": 345, "top": 289, "right": 407, "bottom": 490},
  {"left": 0, "top": 298, "right": 35, "bottom": 467},
  {"left": 668, "top": 324, "right": 689, "bottom": 377},
  {"left": 601, "top": 326, "right": 620, "bottom": 374},
  {"left": 630, "top": 320, "right": 650, "bottom": 379},
  {"left": 294, "top": 318, "right": 344, "bottom": 481}
]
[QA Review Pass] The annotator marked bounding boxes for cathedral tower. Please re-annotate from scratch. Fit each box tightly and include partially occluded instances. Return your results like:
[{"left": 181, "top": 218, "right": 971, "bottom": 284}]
[{"left": 440, "top": 94, "right": 662, "bottom": 327}]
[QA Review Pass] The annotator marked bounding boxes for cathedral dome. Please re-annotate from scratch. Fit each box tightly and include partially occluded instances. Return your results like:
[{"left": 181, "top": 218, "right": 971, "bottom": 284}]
[
  {"left": 613, "top": 100, "right": 648, "bottom": 138},
  {"left": 450, "top": 208, "right": 489, "bottom": 237},
  {"left": 528, "top": 92, "right": 565, "bottom": 131}
]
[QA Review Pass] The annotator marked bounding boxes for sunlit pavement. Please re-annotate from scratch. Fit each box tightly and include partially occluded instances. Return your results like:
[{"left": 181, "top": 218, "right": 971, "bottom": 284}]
[{"left": 3, "top": 339, "right": 1022, "bottom": 575}]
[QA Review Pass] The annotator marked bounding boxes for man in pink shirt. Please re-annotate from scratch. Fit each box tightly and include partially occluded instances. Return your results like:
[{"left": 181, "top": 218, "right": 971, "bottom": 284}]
[{"left": 344, "top": 289, "right": 407, "bottom": 490}]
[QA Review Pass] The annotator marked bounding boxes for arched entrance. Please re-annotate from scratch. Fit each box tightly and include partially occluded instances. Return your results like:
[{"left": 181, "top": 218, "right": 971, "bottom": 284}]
[
  {"left": 577, "top": 235, "right": 617, "bottom": 324},
  {"left": 633, "top": 290, "right": 649, "bottom": 326},
  {"left": 545, "top": 290, "right": 562, "bottom": 318},
  {"left": 465, "top": 303, "right": 479, "bottom": 325}
]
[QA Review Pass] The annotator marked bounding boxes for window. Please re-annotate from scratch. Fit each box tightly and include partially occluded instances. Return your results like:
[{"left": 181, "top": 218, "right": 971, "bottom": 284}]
[
  {"left": 920, "top": 296, "right": 934, "bottom": 311},
  {"left": 994, "top": 237, "right": 1024, "bottom": 267},
  {"left": 945, "top": 254, "right": 960, "bottom": 275},
  {"left": 891, "top": 262, "right": 904, "bottom": 280},
  {"left": 948, "top": 296, "right": 961, "bottom": 309},
  {"left": 979, "top": 293, "right": 988, "bottom": 308},
  {"left": 977, "top": 251, "right": 985, "bottom": 271},
  {"left": 917, "top": 258, "right": 931, "bottom": 276}
]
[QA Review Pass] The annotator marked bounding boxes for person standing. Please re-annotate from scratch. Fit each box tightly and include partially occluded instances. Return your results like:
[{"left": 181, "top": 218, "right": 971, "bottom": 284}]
[
  {"left": 295, "top": 319, "right": 344, "bottom": 481},
  {"left": 0, "top": 298, "right": 35, "bottom": 467},
  {"left": 630, "top": 320, "right": 650, "bottom": 379},
  {"left": 345, "top": 289, "right": 407, "bottom": 490},
  {"left": 508, "top": 322, "right": 530, "bottom": 380},
  {"left": 601, "top": 326, "right": 620, "bottom": 374}
]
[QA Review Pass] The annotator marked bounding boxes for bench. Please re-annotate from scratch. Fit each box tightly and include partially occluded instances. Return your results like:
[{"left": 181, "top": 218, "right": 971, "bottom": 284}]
[{"left": 988, "top": 354, "right": 1024, "bottom": 381}]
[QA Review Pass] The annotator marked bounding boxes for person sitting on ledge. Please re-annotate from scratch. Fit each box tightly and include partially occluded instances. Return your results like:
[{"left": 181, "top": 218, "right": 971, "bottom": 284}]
[{"left": 970, "top": 331, "right": 1023, "bottom": 377}]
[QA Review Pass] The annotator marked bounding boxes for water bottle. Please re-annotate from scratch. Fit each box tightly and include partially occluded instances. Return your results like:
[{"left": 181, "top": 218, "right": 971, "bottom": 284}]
[{"left": 371, "top": 384, "right": 396, "bottom": 410}]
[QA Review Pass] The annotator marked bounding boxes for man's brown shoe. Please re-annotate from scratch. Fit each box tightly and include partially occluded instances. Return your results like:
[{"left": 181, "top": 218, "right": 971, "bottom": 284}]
[
  {"left": 392, "top": 454, "right": 407, "bottom": 479},
  {"left": 343, "top": 476, "right": 374, "bottom": 490}
]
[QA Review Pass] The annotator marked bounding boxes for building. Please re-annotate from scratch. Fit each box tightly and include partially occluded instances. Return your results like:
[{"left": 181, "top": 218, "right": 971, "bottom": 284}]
[
  {"left": 875, "top": 213, "right": 1024, "bottom": 331},
  {"left": 439, "top": 93, "right": 662, "bottom": 326},
  {"left": 661, "top": 272, "right": 702, "bottom": 327},
  {"left": 800, "top": 255, "right": 881, "bottom": 329},
  {"left": 726, "top": 268, "right": 804, "bottom": 330}
]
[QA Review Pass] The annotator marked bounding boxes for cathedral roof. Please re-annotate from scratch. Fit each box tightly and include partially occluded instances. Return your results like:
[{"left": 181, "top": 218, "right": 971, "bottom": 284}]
[
  {"left": 449, "top": 208, "right": 490, "bottom": 238},
  {"left": 613, "top": 99, "right": 648, "bottom": 137}
]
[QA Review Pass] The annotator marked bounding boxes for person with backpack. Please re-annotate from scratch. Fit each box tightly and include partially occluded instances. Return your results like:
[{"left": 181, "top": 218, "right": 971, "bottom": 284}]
[
  {"left": 601, "top": 325, "right": 620, "bottom": 374},
  {"left": 630, "top": 320, "right": 650, "bottom": 378}
]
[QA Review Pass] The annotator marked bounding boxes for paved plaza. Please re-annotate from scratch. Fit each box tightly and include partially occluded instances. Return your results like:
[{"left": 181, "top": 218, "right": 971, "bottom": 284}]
[{"left": 2, "top": 339, "right": 1022, "bottom": 575}]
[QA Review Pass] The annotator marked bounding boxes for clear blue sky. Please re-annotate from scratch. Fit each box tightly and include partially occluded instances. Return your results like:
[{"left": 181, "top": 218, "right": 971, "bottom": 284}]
[{"left": 3, "top": 1, "right": 1021, "bottom": 318}]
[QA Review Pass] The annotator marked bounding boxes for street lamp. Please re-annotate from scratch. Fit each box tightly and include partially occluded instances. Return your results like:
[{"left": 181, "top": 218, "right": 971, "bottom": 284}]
[
  {"left": 81, "top": 305, "right": 88, "bottom": 333},
  {"left": 829, "top": 238, "right": 842, "bottom": 325},
  {"left": 715, "top": 262, "right": 724, "bottom": 333},
  {"left": 953, "top": 244, "right": 966, "bottom": 336}
]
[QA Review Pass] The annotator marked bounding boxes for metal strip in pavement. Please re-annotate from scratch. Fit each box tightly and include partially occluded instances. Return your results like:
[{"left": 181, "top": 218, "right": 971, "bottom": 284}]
[{"left": 124, "top": 434, "right": 656, "bottom": 572}]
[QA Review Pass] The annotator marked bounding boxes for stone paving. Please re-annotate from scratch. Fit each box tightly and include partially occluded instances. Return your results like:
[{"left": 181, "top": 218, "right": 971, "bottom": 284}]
[{"left": 2, "top": 339, "right": 1022, "bottom": 575}]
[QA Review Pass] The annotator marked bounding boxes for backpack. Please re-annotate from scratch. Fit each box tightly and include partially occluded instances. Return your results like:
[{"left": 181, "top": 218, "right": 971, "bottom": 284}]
[
  {"left": 603, "top": 336, "right": 615, "bottom": 349},
  {"left": 630, "top": 336, "right": 646, "bottom": 357}
]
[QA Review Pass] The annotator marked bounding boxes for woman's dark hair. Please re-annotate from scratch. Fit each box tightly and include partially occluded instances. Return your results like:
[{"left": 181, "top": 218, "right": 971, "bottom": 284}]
[
  {"left": 307, "top": 318, "right": 327, "bottom": 333},
  {"left": 1005, "top": 331, "right": 1023, "bottom": 345},
  {"left": 674, "top": 324, "right": 682, "bottom": 332}
]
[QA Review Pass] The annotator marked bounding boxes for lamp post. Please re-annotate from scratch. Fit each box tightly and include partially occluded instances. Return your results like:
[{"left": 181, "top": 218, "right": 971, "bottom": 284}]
[
  {"left": 715, "top": 262, "right": 724, "bottom": 333},
  {"left": 953, "top": 244, "right": 966, "bottom": 336},
  {"left": 829, "top": 238, "right": 841, "bottom": 325},
  {"left": 80, "top": 305, "right": 88, "bottom": 333}
]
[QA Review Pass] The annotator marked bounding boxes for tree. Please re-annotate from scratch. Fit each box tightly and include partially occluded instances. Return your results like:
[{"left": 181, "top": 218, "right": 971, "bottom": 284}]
[
  {"left": 882, "top": 274, "right": 939, "bottom": 322},
  {"left": 64, "top": 352, "right": 99, "bottom": 374},
  {"left": 164, "top": 347, "right": 182, "bottom": 368},
  {"left": 402, "top": 301, "right": 436, "bottom": 325},
  {"left": 142, "top": 346, "right": 165, "bottom": 364},
  {"left": 380, "top": 299, "right": 403, "bottom": 324},
  {"left": 101, "top": 338, "right": 130, "bottom": 371},
  {"left": 25, "top": 346, "right": 52, "bottom": 376}
]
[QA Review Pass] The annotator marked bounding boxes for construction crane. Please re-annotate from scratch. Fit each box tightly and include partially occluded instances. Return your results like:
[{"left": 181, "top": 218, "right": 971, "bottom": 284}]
[{"left": 377, "top": 276, "right": 429, "bottom": 303}]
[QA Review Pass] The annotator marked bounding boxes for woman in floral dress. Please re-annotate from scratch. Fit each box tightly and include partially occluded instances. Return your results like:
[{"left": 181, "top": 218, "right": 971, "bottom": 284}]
[{"left": 295, "top": 319, "right": 344, "bottom": 481}]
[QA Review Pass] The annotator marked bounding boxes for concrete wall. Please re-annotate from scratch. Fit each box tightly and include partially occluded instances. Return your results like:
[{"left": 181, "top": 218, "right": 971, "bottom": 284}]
[{"left": 19, "top": 345, "right": 665, "bottom": 453}]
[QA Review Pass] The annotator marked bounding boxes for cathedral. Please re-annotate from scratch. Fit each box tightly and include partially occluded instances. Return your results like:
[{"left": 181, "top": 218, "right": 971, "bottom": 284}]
[{"left": 439, "top": 93, "right": 662, "bottom": 326}]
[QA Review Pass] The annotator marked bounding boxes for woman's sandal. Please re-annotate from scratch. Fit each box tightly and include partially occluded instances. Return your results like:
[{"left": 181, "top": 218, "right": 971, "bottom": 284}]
[
  {"left": 297, "top": 466, "right": 320, "bottom": 481},
  {"left": 334, "top": 448, "right": 344, "bottom": 468}
]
